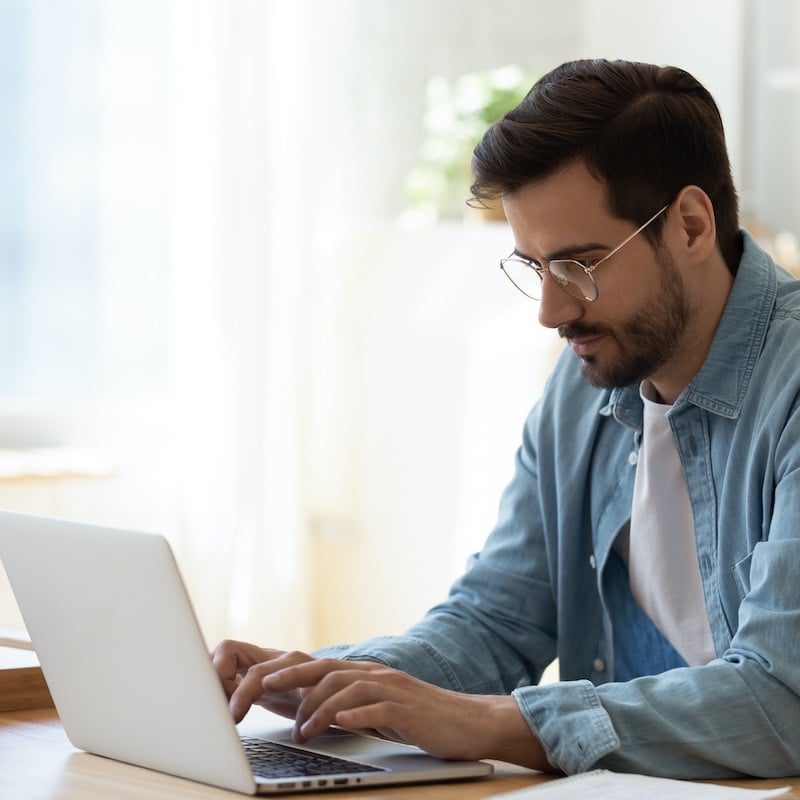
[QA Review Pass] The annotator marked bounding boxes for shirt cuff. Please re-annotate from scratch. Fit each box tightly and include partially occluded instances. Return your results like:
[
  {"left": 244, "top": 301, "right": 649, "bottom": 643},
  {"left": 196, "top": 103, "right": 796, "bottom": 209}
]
[{"left": 513, "top": 679, "right": 621, "bottom": 773}]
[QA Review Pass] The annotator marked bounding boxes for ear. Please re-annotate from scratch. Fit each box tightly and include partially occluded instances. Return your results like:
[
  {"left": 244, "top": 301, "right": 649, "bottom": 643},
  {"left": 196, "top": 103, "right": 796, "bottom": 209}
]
[{"left": 671, "top": 185, "right": 717, "bottom": 262}]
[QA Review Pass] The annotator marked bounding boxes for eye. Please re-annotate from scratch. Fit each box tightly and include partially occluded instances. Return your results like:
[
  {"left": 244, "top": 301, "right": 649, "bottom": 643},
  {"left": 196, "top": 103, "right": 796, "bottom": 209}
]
[
  {"left": 569, "top": 257, "right": 598, "bottom": 269},
  {"left": 519, "top": 257, "right": 544, "bottom": 273}
]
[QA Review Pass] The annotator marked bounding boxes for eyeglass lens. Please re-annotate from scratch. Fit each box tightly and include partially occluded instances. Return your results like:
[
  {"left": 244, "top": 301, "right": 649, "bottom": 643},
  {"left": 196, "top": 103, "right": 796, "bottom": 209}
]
[{"left": 502, "top": 259, "right": 597, "bottom": 302}]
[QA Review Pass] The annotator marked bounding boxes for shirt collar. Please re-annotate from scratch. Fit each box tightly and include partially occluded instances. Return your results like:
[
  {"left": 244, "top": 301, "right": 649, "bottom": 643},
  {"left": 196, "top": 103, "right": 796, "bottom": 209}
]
[{"left": 606, "top": 230, "right": 778, "bottom": 427}]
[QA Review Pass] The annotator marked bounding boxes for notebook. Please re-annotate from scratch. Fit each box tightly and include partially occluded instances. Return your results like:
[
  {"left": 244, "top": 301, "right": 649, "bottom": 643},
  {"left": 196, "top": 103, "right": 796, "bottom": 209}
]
[{"left": 0, "top": 510, "right": 493, "bottom": 794}]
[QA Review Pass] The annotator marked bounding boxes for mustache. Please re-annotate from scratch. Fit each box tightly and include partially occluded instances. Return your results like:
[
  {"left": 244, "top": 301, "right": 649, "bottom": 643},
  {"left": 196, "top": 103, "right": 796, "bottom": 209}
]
[{"left": 558, "top": 323, "right": 609, "bottom": 340}]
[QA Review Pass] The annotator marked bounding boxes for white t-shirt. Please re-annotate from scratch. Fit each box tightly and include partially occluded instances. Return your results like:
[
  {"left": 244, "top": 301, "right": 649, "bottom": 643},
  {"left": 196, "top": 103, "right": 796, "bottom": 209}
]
[{"left": 623, "top": 380, "right": 716, "bottom": 666}]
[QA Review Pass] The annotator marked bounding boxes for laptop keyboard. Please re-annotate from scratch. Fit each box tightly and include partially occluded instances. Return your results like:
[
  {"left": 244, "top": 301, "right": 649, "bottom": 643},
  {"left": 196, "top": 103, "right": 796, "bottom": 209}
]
[{"left": 241, "top": 737, "right": 386, "bottom": 780}]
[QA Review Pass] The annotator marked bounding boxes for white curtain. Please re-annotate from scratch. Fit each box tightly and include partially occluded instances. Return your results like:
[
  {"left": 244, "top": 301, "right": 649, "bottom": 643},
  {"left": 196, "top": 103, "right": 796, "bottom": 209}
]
[
  {"left": 168, "top": 0, "right": 316, "bottom": 649},
  {"left": 162, "top": 0, "right": 564, "bottom": 649}
]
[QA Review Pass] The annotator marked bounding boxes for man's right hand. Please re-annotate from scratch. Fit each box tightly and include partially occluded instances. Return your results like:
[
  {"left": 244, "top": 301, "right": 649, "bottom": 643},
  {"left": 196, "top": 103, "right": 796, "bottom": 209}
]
[{"left": 211, "top": 639, "right": 315, "bottom": 723}]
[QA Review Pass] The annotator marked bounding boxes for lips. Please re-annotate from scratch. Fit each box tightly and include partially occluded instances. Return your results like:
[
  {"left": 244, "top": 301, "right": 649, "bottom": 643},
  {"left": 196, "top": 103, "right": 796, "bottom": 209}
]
[
  {"left": 569, "top": 335, "right": 604, "bottom": 357},
  {"left": 559, "top": 325, "right": 607, "bottom": 358}
]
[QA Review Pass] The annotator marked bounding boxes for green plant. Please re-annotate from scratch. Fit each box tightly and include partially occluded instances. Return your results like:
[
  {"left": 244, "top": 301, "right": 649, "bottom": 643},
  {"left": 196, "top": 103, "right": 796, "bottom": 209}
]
[{"left": 404, "top": 65, "right": 533, "bottom": 221}]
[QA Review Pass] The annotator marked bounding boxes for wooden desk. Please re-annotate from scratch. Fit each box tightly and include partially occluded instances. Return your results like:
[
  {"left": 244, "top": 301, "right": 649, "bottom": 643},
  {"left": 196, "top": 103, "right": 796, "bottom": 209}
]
[{"left": 2, "top": 707, "right": 799, "bottom": 799}]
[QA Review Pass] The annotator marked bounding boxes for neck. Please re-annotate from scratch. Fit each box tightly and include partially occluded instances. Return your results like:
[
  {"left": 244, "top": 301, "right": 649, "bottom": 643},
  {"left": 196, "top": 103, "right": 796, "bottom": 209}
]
[{"left": 649, "top": 257, "right": 735, "bottom": 405}]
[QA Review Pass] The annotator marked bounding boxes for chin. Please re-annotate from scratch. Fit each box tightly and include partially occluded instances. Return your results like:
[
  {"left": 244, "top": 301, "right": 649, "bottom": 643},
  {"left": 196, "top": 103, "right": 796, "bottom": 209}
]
[{"left": 580, "top": 357, "right": 646, "bottom": 390}]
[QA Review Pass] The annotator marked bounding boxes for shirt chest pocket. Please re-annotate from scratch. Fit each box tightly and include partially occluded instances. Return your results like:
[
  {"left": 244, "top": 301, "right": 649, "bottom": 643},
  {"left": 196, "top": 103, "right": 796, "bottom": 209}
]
[{"left": 732, "top": 550, "right": 754, "bottom": 599}]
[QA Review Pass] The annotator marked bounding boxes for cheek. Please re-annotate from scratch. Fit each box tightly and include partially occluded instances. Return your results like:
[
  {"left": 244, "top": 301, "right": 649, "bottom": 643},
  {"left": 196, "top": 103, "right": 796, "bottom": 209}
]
[{"left": 593, "top": 258, "right": 662, "bottom": 315}]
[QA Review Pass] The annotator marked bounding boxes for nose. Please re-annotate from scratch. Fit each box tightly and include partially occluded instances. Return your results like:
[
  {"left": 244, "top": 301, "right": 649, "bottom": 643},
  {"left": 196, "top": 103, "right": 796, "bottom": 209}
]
[{"left": 537, "top": 273, "right": 584, "bottom": 329}]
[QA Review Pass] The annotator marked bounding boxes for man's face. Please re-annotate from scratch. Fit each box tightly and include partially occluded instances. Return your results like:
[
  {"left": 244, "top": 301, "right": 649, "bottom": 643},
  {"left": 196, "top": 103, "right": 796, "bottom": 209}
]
[{"left": 502, "top": 161, "right": 695, "bottom": 391}]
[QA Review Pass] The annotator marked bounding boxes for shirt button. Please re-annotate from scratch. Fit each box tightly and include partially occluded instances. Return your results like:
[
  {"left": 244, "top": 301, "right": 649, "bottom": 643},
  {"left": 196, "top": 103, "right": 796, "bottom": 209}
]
[
  {"left": 589, "top": 554, "right": 597, "bottom": 569},
  {"left": 628, "top": 451, "right": 638, "bottom": 465},
  {"left": 592, "top": 658, "right": 605, "bottom": 673}
]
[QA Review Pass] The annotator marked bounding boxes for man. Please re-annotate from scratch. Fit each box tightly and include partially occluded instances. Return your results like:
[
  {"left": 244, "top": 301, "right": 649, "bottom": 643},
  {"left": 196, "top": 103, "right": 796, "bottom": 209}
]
[{"left": 213, "top": 59, "right": 800, "bottom": 779}]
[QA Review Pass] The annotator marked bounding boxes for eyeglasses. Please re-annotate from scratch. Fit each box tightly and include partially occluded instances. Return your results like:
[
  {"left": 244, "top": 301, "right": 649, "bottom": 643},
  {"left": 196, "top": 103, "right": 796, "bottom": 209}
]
[{"left": 499, "top": 204, "right": 670, "bottom": 303}]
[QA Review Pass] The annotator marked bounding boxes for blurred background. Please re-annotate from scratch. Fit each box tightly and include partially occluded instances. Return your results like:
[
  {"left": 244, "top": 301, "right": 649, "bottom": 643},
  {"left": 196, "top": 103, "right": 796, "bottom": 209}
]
[{"left": 1, "top": 0, "right": 798, "bottom": 651}]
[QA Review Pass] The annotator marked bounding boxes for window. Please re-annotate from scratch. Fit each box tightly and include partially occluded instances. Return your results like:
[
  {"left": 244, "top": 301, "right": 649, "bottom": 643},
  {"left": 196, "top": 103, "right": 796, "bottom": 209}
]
[{"left": 0, "top": 1, "right": 171, "bottom": 406}]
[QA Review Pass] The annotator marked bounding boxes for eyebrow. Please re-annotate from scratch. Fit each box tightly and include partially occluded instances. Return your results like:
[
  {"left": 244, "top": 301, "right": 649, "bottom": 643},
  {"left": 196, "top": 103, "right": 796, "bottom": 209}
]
[{"left": 513, "top": 241, "right": 611, "bottom": 263}]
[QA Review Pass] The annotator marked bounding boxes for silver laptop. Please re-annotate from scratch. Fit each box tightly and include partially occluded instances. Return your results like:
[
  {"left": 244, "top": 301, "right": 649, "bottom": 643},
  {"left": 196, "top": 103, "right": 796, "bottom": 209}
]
[{"left": 0, "top": 510, "right": 492, "bottom": 794}]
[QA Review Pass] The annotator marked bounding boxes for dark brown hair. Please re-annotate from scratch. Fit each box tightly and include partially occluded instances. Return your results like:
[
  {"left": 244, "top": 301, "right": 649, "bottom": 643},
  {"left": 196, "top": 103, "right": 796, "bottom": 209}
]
[{"left": 471, "top": 59, "right": 741, "bottom": 273}]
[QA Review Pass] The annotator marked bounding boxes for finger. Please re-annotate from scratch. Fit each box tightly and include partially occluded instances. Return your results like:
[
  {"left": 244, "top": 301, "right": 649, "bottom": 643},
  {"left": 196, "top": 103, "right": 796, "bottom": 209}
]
[
  {"left": 294, "top": 672, "right": 399, "bottom": 742},
  {"left": 211, "top": 640, "right": 257, "bottom": 700},
  {"left": 210, "top": 639, "right": 245, "bottom": 685},
  {"left": 229, "top": 651, "right": 316, "bottom": 723},
  {"left": 211, "top": 640, "right": 274, "bottom": 681},
  {"left": 229, "top": 664, "right": 273, "bottom": 723},
  {"left": 262, "top": 658, "right": 384, "bottom": 694},
  {"left": 334, "top": 700, "right": 408, "bottom": 739}
]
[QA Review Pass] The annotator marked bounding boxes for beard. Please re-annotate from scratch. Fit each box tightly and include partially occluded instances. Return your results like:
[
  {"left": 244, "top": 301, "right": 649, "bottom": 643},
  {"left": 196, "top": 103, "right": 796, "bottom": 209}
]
[{"left": 559, "top": 249, "right": 694, "bottom": 390}]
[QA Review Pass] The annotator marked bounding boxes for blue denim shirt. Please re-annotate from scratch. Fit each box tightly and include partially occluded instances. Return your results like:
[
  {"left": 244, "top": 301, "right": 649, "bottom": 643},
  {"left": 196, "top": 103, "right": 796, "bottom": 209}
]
[{"left": 318, "top": 232, "right": 800, "bottom": 779}]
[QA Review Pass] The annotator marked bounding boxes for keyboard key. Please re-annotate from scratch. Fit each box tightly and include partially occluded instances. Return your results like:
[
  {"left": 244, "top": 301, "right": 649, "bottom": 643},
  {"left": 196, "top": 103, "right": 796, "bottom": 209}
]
[{"left": 241, "top": 737, "right": 385, "bottom": 780}]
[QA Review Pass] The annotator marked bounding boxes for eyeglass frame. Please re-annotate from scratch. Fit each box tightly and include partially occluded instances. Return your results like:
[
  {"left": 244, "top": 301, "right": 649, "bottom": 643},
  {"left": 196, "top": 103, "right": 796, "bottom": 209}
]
[{"left": 499, "top": 203, "right": 670, "bottom": 303}]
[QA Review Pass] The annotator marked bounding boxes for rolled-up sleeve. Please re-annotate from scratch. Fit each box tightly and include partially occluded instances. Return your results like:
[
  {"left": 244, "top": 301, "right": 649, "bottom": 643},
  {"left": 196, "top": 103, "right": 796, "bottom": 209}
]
[{"left": 513, "top": 680, "right": 620, "bottom": 773}]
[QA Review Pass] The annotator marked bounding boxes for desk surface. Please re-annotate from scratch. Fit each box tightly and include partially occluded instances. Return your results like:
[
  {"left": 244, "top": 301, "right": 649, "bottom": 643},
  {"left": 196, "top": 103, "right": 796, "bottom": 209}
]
[{"left": 2, "top": 707, "right": 799, "bottom": 799}]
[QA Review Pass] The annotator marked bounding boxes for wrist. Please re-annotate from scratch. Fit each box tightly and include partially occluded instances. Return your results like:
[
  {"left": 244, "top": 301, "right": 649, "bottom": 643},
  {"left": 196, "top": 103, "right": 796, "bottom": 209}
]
[{"left": 473, "top": 694, "right": 553, "bottom": 772}]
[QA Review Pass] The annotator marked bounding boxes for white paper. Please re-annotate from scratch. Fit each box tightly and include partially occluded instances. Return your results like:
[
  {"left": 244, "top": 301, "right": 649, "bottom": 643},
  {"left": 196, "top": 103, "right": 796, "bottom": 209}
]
[{"left": 490, "top": 769, "right": 790, "bottom": 800}]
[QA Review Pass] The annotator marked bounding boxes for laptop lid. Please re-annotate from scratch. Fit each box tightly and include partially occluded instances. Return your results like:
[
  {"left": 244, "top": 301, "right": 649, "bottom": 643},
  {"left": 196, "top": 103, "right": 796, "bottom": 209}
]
[{"left": 0, "top": 510, "right": 492, "bottom": 794}]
